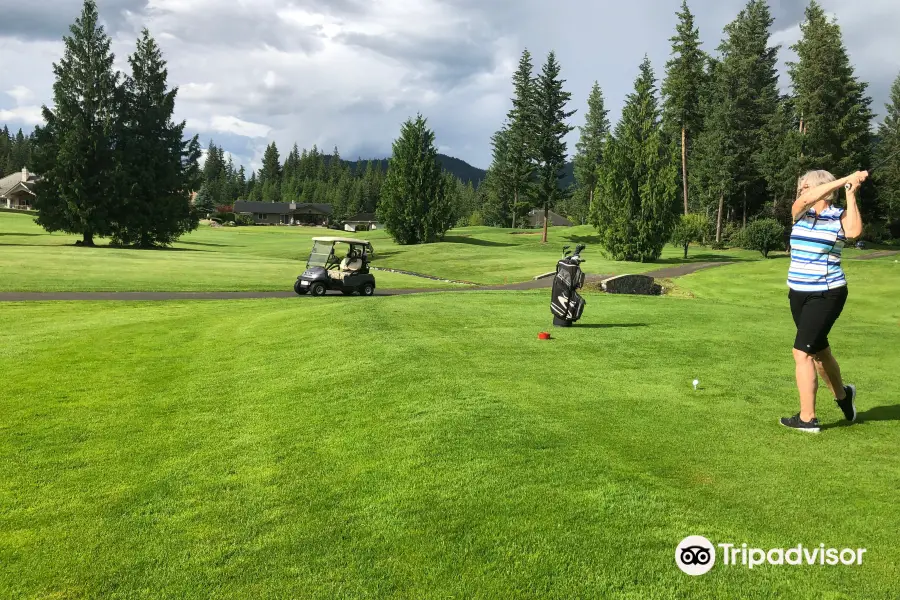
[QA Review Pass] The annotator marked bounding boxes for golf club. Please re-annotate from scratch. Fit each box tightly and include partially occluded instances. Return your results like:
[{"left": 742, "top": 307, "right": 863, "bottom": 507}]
[{"left": 844, "top": 149, "right": 900, "bottom": 190}]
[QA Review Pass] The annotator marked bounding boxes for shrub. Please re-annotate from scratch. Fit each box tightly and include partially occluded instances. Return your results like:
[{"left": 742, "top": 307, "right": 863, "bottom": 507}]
[
  {"left": 711, "top": 240, "right": 726, "bottom": 250},
  {"left": 743, "top": 218, "right": 786, "bottom": 258},
  {"left": 235, "top": 214, "right": 254, "bottom": 226},
  {"left": 213, "top": 211, "right": 235, "bottom": 223},
  {"left": 670, "top": 214, "right": 710, "bottom": 259},
  {"left": 723, "top": 222, "right": 747, "bottom": 248},
  {"left": 467, "top": 211, "right": 484, "bottom": 227}
]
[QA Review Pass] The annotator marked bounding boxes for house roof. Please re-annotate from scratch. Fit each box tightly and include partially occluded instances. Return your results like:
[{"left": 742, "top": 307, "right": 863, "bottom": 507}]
[
  {"left": 0, "top": 169, "right": 38, "bottom": 198},
  {"left": 233, "top": 200, "right": 333, "bottom": 215},
  {"left": 345, "top": 212, "right": 378, "bottom": 222}
]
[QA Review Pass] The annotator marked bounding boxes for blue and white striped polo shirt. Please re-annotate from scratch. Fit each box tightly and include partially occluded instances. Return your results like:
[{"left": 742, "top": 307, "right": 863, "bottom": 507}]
[{"left": 787, "top": 205, "right": 847, "bottom": 291}]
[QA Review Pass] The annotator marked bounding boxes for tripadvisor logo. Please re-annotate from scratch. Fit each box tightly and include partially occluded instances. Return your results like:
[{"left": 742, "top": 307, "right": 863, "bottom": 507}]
[{"left": 675, "top": 536, "right": 867, "bottom": 576}]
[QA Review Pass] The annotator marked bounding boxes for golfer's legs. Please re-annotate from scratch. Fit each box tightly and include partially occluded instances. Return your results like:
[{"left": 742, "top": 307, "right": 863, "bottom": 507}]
[
  {"left": 793, "top": 348, "right": 818, "bottom": 421},
  {"left": 814, "top": 347, "right": 847, "bottom": 400}
]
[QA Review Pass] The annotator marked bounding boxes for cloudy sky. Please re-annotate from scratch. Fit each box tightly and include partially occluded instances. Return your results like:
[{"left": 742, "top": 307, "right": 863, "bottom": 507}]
[{"left": 1, "top": 0, "right": 898, "bottom": 171}]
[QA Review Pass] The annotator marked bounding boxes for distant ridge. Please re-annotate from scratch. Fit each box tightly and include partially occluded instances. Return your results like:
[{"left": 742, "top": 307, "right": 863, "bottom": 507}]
[{"left": 326, "top": 154, "right": 576, "bottom": 189}]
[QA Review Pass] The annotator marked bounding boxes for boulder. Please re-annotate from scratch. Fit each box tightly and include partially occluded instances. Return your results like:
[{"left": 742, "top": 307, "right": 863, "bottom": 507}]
[{"left": 600, "top": 274, "right": 662, "bottom": 295}]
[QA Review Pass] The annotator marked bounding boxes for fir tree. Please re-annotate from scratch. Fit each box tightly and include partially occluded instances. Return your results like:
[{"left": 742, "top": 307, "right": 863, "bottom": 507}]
[
  {"left": 378, "top": 114, "right": 452, "bottom": 244},
  {"left": 32, "top": 0, "right": 121, "bottom": 246},
  {"left": 692, "top": 0, "right": 781, "bottom": 237},
  {"left": 259, "top": 141, "right": 281, "bottom": 202},
  {"left": 534, "top": 50, "right": 575, "bottom": 242},
  {"left": 572, "top": 81, "right": 609, "bottom": 225},
  {"left": 788, "top": 1, "right": 874, "bottom": 208},
  {"left": 662, "top": 0, "right": 707, "bottom": 215},
  {"left": 505, "top": 49, "right": 539, "bottom": 228},
  {"left": 874, "top": 73, "right": 900, "bottom": 227},
  {"left": 113, "top": 28, "right": 201, "bottom": 247},
  {"left": 591, "top": 57, "right": 678, "bottom": 261}
]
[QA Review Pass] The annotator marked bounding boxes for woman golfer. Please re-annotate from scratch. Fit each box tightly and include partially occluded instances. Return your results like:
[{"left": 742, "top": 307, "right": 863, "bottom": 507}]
[{"left": 781, "top": 169, "right": 868, "bottom": 433}]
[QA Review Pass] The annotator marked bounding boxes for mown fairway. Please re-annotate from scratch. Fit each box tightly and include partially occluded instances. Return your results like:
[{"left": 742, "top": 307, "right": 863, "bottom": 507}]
[
  {"left": 0, "top": 211, "right": 794, "bottom": 291},
  {"left": 2, "top": 251, "right": 899, "bottom": 599}
]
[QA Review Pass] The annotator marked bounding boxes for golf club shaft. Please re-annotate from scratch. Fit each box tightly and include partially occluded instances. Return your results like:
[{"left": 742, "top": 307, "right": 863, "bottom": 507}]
[{"left": 842, "top": 148, "right": 900, "bottom": 190}]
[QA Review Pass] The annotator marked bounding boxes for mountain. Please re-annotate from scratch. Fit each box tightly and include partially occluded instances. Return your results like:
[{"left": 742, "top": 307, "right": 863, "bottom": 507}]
[{"left": 328, "top": 154, "right": 575, "bottom": 189}]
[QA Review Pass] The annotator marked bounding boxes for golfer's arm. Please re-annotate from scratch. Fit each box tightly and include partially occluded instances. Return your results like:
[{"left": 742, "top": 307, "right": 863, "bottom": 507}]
[
  {"left": 842, "top": 191, "right": 863, "bottom": 239},
  {"left": 791, "top": 177, "right": 850, "bottom": 221}
]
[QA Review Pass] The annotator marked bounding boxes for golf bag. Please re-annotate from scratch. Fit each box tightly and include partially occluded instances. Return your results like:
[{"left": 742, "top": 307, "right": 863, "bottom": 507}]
[{"left": 550, "top": 244, "right": 586, "bottom": 327}]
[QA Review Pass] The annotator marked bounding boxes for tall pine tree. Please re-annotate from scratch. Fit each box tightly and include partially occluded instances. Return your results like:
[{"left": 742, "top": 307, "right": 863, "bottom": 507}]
[
  {"left": 572, "top": 82, "right": 609, "bottom": 225},
  {"left": 378, "top": 114, "right": 452, "bottom": 244},
  {"left": 591, "top": 57, "right": 678, "bottom": 261},
  {"left": 112, "top": 29, "right": 201, "bottom": 246},
  {"left": 874, "top": 73, "right": 900, "bottom": 229},
  {"left": 259, "top": 142, "right": 282, "bottom": 203},
  {"left": 661, "top": 0, "right": 707, "bottom": 215},
  {"left": 534, "top": 50, "right": 575, "bottom": 242},
  {"left": 505, "top": 49, "right": 539, "bottom": 228},
  {"left": 32, "top": 0, "right": 121, "bottom": 246},
  {"left": 788, "top": 1, "right": 873, "bottom": 208}
]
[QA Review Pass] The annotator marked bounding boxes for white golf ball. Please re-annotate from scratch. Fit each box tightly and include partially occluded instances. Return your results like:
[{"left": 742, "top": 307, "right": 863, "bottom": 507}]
[{"left": 693, "top": 379, "right": 699, "bottom": 389}]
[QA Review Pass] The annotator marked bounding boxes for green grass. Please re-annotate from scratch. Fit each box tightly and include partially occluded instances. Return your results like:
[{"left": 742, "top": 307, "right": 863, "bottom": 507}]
[
  {"left": 2, "top": 257, "right": 899, "bottom": 598},
  {"left": 0, "top": 211, "right": 791, "bottom": 292}
]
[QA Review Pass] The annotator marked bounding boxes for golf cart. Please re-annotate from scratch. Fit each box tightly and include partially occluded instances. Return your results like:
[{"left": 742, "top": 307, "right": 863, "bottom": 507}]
[{"left": 295, "top": 237, "right": 376, "bottom": 296}]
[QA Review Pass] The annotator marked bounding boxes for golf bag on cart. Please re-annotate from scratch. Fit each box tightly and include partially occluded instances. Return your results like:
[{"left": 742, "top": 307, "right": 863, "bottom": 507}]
[{"left": 550, "top": 244, "right": 586, "bottom": 327}]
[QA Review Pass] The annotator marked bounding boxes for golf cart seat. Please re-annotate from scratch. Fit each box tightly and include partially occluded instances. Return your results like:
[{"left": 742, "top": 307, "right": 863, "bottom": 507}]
[{"left": 340, "top": 257, "right": 363, "bottom": 272}]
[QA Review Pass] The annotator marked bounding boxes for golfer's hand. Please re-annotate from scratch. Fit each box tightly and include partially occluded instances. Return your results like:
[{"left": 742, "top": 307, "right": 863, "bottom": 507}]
[{"left": 846, "top": 170, "right": 868, "bottom": 193}]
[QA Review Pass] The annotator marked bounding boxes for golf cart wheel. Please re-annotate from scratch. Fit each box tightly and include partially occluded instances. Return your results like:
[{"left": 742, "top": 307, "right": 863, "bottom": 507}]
[
  {"left": 360, "top": 283, "right": 375, "bottom": 296},
  {"left": 310, "top": 282, "right": 327, "bottom": 296},
  {"left": 293, "top": 280, "right": 307, "bottom": 295}
]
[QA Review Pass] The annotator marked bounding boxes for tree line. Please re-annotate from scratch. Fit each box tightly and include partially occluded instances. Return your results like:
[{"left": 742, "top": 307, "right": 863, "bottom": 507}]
[
  {"left": 0, "top": 127, "right": 34, "bottom": 178},
  {"left": 195, "top": 139, "right": 479, "bottom": 226},
  {"left": 476, "top": 0, "right": 900, "bottom": 259}
]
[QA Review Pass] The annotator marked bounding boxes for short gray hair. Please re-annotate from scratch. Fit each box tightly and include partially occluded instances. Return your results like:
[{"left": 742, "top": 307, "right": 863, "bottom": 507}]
[{"left": 797, "top": 170, "right": 838, "bottom": 203}]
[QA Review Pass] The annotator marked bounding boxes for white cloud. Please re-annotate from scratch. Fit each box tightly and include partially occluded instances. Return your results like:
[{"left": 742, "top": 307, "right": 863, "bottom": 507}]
[
  {"left": 0, "top": 106, "right": 43, "bottom": 125},
  {"left": 187, "top": 115, "right": 272, "bottom": 138},
  {"left": 6, "top": 85, "right": 34, "bottom": 104}
]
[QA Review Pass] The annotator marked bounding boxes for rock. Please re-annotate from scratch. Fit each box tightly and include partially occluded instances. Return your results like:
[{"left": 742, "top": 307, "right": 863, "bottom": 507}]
[{"left": 600, "top": 274, "right": 662, "bottom": 295}]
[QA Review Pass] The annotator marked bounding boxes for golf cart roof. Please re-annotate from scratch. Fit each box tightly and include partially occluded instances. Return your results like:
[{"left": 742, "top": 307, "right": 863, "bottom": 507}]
[{"left": 311, "top": 236, "right": 371, "bottom": 245}]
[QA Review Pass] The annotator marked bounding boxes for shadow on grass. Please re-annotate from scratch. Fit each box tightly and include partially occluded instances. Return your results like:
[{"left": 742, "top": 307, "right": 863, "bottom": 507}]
[
  {"left": 821, "top": 404, "right": 900, "bottom": 431},
  {"left": 0, "top": 232, "right": 43, "bottom": 237},
  {"left": 651, "top": 253, "right": 756, "bottom": 265},
  {"left": 180, "top": 241, "right": 233, "bottom": 248},
  {"left": 575, "top": 323, "right": 649, "bottom": 329},
  {"left": 442, "top": 235, "right": 515, "bottom": 247}
]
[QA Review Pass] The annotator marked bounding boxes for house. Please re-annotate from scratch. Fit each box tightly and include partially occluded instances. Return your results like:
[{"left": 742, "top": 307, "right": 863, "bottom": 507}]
[
  {"left": 343, "top": 212, "right": 381, "bottom": 232},
  {"left": 524, "top": 208, "right": 573, "bottom": 228},
  {"left": 1, "top": 168, "right": 38, "bottom": 210},
  {"left": 233, "top": 200, "right": 333, "bottom": 225}
]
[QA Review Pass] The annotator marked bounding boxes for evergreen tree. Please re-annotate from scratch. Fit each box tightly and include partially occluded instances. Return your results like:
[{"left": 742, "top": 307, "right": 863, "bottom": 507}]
[
  {"left": 505, "top": 49, "right": 539, "bottom": 228},
  {"left": 874, "top": 73, "right": 900, "bottom": 228},
  {"left": 32, "top": 0, "right": 121, "bottom": 246},
  {"left": 757, "top": 96, "right": 802, "bottom": 219},
  {"left": 534, "top": 50, "right": 575, "bottom": 242},
  {"left": 788, "top": 1, "right": 874, "bottom": 208},
  {"left": 662, "top": 0, "right": 707, "bottom": 215},
  {"left": 378, "top": 114, "right": 452, "bottom": 244},
  {"left": 113, "top": 28, "right": 200, "bottom": 247},
  {"left": 194, "top": 183, "right": 215, "bottom": 215},
  {"left": 692, "top": 1, "right": 781, "bottom": 238},
  {"left": 483, "top": 125, "right": 513, "bottom": 227},
  {"left": 259, "top": 141, "right": 282, "bottom": 202},
  {"left": 572, "top": 81, "right": 610, "bottom": 225},
  {"left": 591, "top": 57, "right": 678, "bottom": 261}
]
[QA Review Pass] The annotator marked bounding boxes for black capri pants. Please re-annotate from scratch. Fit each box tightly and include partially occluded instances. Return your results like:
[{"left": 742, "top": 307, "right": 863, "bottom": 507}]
[{"left": 789, "top": 286, "right": 848, "bottom": 355}]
